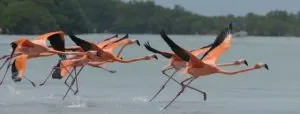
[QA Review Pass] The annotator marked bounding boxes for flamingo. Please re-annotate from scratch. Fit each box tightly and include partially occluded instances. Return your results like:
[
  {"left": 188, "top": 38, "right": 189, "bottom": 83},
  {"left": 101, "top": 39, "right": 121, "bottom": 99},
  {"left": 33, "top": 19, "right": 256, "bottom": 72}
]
[
  {"left": 50, "top": 34, "right": 136, "bottom": 81},
  {"left": 39, "top": 34, "right": 121, "bottom": 87},
  {"left": 159, "top": 23, "right": 269, "bottom": 109},
  {"left": 144, "top": 42, "right": 249, "bottom": 102},
  {"left": 60, "top": 33, "right": 157, "bottom": 99},
  {"left": 0, "top": 31, "right": 85, "bottom": 87},
  {"left": 39, "top": 34, "right": 122, "bottom": 96}
]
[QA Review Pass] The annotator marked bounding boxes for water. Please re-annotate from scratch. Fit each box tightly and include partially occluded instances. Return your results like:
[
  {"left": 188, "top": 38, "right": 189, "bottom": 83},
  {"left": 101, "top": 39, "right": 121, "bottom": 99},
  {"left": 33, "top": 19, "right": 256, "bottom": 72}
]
[{"left": 0, "top": 34, "right": 299, "bottom": 114}]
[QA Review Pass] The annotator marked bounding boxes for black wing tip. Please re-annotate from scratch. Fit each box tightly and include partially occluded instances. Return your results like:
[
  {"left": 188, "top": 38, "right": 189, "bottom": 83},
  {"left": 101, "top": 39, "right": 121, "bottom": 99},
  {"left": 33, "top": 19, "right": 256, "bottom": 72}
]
[
  {"left": 67, "top": 32, "right": 76, "bottom": 39},
  {"left": 114, "top": 34, "right": 118, "bottom": 38},
  {"left": 122, "top": 34, "right": 129, "bottom": 39},
  {"left": 143, "top": 41, "right": 153, "bottom": 51},
  {"left": 160, "top": 29, "right": 166, "bottom": 36}
]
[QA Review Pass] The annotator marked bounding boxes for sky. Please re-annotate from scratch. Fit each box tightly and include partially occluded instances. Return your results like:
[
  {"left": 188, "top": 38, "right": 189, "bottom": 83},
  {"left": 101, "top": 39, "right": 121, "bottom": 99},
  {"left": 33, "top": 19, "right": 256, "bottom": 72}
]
[{"left": 150, "top": 0, "right": 300, "bottom": 16}]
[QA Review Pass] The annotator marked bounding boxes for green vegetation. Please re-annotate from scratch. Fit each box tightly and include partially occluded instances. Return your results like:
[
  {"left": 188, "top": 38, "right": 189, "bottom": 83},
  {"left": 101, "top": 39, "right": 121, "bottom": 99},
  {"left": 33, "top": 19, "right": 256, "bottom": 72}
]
[{"left": 0, "top": 0, "right": 299, "bottom": 36}]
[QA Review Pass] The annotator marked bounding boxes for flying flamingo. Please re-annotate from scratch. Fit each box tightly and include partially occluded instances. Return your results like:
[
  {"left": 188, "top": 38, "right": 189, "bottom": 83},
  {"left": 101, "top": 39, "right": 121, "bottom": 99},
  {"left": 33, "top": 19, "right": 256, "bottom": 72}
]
[
  {"left": 38, "top": 34, "right": 122, "bottom": 96},
  {"left": 0, "top": 31, "right": 67, "bottom": 86},
  {"left": 51, "top": 34, "right": 135, "bottom": 82},
  {"left": 39, "top": 34, "right": 121, "bottom": 87},
  {"left": 60, "top": 33, "right": 158, "bottom": 99},
  {"left": 48, "top": 34, "right": 133, "bottom": 94},
  {"left": 159, "top": 23, "right": 269, "bottom": 109},
  {"left": 0, "top": 31, "right": 85, "bottom": 87},
  {"left": 144, "top": 42, "right": 249, "bottom": 102}
]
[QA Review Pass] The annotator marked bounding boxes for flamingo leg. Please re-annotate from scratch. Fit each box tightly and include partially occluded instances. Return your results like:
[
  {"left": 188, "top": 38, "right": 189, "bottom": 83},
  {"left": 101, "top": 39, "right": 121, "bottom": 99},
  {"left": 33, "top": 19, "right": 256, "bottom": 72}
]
[
  {"left": 162, "top": 72, "right": 207, "bottom": 101},
  {"left": 88, "top": 64, "right": 116, "bottom": 73},
  {"left": 59, "top": 62, "right": 80, "bottom": 94},
  {"left": 163, "top": 77, "right": 194, "bottom": 109},
  {"left": 0, "top": 55, "right": 9, "bottom": 60},
  {"left": 63, "top": 66, "right": 84, "bottom": 100},
  {"left": 74, "top": 67, "right": 80, "bottom": 95},
  {"left": 0, "top": 62, "right": 12, "bottom": 85},
  {"left": 148, "top": 67, "right": 176, "bottom": 102},
  {"left": 0, "top": 57, "right": 10, "bottom": 70},
  {"left": 63, "top": 68, "right": 77, "bottom": 93},
  {"left": 0, "top": 54, "right": 22, "bottom": 70},
  {"left": 39, "top": 67, "right": 55, "bottom": 86},
  {"left": 23, "top": 76, "right": 36, "bottom": 87}
]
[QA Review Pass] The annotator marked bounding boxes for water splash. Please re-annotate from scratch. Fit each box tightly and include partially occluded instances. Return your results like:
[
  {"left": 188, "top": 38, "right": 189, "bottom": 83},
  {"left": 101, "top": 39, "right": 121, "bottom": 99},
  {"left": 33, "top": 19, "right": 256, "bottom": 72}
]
[
  {"left": 66, "top": 102, "right": 86, "bottom": 108},
  {"left": 65, "top": 96, "right": 87, "bottom": 108},
  {"left": 6, "top": 85, "right": 21, "bottom": 95},
  {"left": 132, "top": 96, "right": 149, "bottom": 103},
  {"left": 42, "top": 93, "right": 55, "bottom": 99}
]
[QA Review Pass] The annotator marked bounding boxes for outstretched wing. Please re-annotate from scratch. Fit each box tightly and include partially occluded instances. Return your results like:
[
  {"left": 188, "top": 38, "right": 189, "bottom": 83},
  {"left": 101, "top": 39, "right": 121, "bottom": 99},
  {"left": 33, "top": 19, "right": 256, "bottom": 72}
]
[
  {"left": 65, "top": 46, "right": 83, "bottom": 52},
  {"left": 190, "top": 43, "right": 212, "bottom": 56},
  {"left": 68, "top": 33, "right": 103, "bottom": 52},
  {"left": 102, "top": 34, "right": 132, "bottom": 53},
  {"left": 97, "top": 34, "right": 119, "bottom": 48},
  {"left": 102, "top": 34, "right": 129, "bottom": 48},
  {"left": 144, "top": 41, "right": 173, "bottom": 59},
  {"left": 11, "top": 54, "right": 28, "bottom": 82},
  {"left": 160, "top": 30, "right": 205, "bottom": 67},
  {"left": 34, "top": 31, "right": 66, "bottom": 59},
  {"left": 200, "top": 27, "right": 233, "bottom": 64}
]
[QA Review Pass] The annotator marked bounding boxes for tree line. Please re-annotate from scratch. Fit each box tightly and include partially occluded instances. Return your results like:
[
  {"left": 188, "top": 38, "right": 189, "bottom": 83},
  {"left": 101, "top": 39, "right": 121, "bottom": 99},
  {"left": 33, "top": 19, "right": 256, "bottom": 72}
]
[{"left": 0, "top": 0, "right": 299, "bottom": 36}]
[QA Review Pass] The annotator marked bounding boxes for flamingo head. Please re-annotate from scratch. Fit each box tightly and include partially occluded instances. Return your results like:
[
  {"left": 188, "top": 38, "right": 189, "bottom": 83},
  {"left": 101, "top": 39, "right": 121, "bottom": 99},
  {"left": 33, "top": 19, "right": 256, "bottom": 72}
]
[
  {"left": 10, "top": 42, "right": 18, "bottom": 57},
  {"left": 130, "top": 39, "right": 140, "bottom": 46},
  {"left": 254, "top": 63, "right": 269, "bottom": 70}
]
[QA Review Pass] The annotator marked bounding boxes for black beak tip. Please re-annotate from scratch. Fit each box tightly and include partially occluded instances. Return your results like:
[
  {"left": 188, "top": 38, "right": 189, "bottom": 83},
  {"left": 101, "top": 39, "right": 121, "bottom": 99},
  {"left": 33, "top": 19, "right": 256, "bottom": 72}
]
[
  {"left": 153, "top": 55, "right": 158, "bottom": 60},
  {"left": 244, "top": 60, "right": 248, "bottom": 66},
  {"left": 136, "top": 40, "right": 140, "bottom": 46},
  {"left": 264, "top": 64, "right": 269, "bottom": 70}
]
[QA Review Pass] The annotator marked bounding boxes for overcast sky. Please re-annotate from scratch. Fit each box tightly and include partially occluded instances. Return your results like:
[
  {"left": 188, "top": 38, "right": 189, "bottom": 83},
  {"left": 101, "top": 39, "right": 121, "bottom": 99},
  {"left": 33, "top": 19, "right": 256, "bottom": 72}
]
[{"left": 150, "top": 0, "right": 300, "bottom": 16}]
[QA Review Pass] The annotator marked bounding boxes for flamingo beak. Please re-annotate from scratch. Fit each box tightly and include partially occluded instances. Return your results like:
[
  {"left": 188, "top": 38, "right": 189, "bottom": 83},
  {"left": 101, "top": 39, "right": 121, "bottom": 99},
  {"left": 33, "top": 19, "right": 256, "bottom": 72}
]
[
  {"left": 136, "top": 40, "right": 140, "bottom": 46},
  {"left": 243, "top": 60, "right": 248, "bottom": 66},
  {"left": 264, "top": 64, "right": 269, "bottom": 70},
  {"left": 153, "top": 55, "right": 158, "bottom": 60}
]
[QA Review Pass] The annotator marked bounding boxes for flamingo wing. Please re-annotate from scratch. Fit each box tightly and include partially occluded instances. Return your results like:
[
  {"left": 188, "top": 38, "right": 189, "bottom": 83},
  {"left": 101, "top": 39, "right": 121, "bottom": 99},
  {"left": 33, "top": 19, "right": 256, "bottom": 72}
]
[
  {"left": 33, "top": 31, "right": 66, "bottom": 59},
  {"left": 200, "top": 27, "right": 233, "bottom": 64},
  {"left": 65, "top": 46, "right": 83, "bottom": 52},
  {"left": 190, "top": 43, "right": 212, "bottom": 56},
  {"left": 144, "top": 41, "right": 173, "bottom": 59},
  {"left": 102, "top": 34, "right": 130, "bottom": 53},
  {"left": 68, "top": 33, "right": 103, "bottom": 53},
  {"left": 21, "top": 39, "right": 36, "bottom": 47},
  {"left": 160, "top": 30, "right": 205, "bottom": 67},
  {"left": 11, "top": 54, "right": 28, "bottom": 82},
  {"left": 97, "top": 34, "right": 118, "bottom": 48}
]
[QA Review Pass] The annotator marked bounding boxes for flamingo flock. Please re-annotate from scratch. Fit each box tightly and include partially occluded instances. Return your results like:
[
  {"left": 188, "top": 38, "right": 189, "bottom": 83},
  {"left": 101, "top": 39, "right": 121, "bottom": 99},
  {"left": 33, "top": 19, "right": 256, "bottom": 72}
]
[{"left": 0, "top": 22, "right": 269, "bottom": 109}]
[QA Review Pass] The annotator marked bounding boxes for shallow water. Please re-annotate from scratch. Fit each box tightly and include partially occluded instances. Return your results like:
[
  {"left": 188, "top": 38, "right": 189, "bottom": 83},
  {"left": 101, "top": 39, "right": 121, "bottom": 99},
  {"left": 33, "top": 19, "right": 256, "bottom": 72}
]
[{"left": 0, "top": 34, "right": 299, "bottom": 114}]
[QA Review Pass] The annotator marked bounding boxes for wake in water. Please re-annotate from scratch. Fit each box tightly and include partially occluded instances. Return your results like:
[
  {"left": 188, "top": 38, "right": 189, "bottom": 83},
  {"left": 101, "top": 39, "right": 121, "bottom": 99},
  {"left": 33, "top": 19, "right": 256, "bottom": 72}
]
[
  {"left": 6, "top": 85, "right": 21, "bottom": 95},
  {"left": 132, "top": 96, "right": 149, "bottom": 103},
  {"left": 64, "top": 96, "right": 87, "bottom": 108}
]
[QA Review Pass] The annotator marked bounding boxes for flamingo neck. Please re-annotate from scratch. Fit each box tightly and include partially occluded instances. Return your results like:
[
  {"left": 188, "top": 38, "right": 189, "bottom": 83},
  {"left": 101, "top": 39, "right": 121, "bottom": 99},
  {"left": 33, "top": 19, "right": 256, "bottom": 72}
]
[
  {"left": 118, "top": 56, "right": 147, "bottom": 63},
  {"left": 219, "top": 66, "right": 256, "bottom": 75}
]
